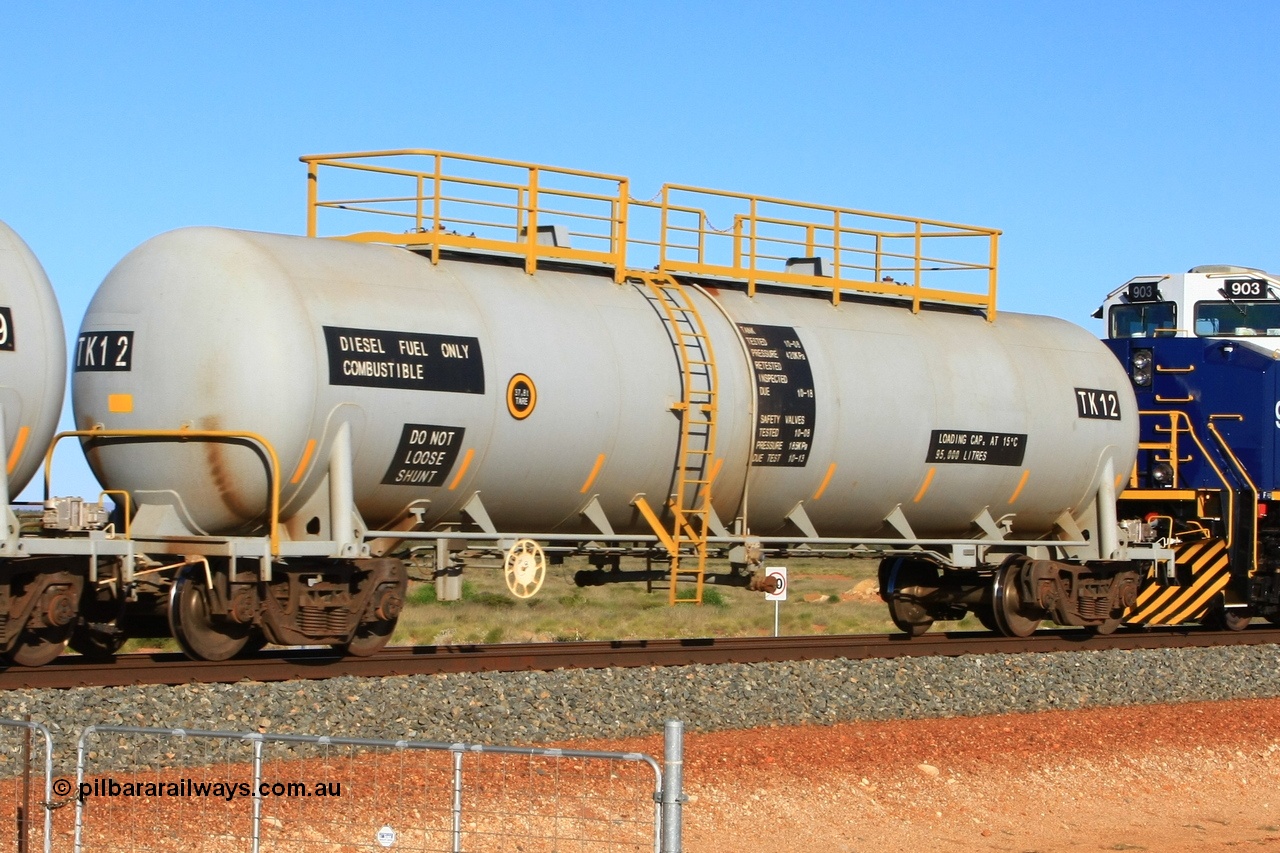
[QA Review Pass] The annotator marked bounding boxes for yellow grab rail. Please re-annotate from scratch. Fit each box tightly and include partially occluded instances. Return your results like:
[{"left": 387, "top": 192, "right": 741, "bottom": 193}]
[
  {"left": 45, "top": 429, "right": 284, "bottom": 556},
  {"left": 302, "top": 149, "right": 1001, "bottom": 318},
  {"left": 1207, "top": 418, "right": 1260, "bottom": 574},
  {"left": 302, "top": 149, "right": 631, "bottom": 283},
  {"left": 1137, "top": 410, "right": 1238, "bottom": 550}
]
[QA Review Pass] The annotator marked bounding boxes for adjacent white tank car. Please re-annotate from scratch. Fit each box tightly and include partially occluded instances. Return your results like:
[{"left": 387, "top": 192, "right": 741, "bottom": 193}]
[
  {"left": 0, "top": 220, "right": 124, "bottom": 666},
  {"left": 0, "top": 220, "right": 65, "bottom": 499}
]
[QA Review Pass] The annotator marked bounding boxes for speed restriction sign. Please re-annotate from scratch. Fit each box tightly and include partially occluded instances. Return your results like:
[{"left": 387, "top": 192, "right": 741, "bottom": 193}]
[{"left": 764, "top": 567, "right": 788, "bottom": 601}]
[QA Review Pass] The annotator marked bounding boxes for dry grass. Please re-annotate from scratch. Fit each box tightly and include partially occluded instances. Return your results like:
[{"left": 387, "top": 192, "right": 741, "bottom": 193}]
[
  {"left": 388, "top": 555, "right": 985, "bottom": 646},
  {"left": 122, "top": 555, "right": 982, "bottom": 653}
]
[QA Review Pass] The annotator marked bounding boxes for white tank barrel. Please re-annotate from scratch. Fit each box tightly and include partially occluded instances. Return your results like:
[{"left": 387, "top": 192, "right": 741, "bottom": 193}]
[
  {"left": 0, "top": 220, "right": 65, "bottom": 498},
  {"left": 72, "top": 226, "right": 1136, "bottom": 543}
]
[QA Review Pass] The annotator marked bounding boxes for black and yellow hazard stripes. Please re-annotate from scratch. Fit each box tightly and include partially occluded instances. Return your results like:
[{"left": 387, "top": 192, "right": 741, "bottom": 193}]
[{"left": 1124, "top": 540, "right": 1231, "bottom": 626}]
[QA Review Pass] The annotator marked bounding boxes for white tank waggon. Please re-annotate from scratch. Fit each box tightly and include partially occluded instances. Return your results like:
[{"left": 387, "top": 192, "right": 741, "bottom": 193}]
[
  {"left": 0, "top": 220, "right": 139, "bottom": 665},
  {"left": 68, "top": 151, "right": 1171, "bottom": 659}
]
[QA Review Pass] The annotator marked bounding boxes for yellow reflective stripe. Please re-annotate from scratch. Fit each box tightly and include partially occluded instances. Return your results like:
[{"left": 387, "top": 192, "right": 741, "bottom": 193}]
[
  {"left": 289, "top": 439, "right": 317, "bottom": 485},
  {"left": 448, "top": 448, "right": 475, "bottom": 491},
  {"left": 579, "top": 454, "right": 606, "bottom": 494},
  {"left": 1008, "top": 470, "right": 1030, "bottom": 505},
  {"left": 812, "top": 463, "right": 837, "bottom": 501},
  {"left": 913, "top": 467, "right": 936, "bottom": 503},
  {"left": 707, "top": 456, "right": 725, "bottom": 486},
  {"left": 4, "top": 426, "right": 28, "bottom": 475}
]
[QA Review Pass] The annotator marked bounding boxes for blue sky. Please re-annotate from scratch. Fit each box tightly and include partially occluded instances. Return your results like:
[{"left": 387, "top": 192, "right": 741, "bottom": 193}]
[{"left": 3, "top": 1, "right": 1279, "bottom": 498}]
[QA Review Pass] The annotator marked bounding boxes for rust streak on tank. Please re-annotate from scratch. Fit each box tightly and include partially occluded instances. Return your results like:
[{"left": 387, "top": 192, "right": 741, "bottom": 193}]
[{"left": 198, "top": 415, "right": 267, "bottom": 527}]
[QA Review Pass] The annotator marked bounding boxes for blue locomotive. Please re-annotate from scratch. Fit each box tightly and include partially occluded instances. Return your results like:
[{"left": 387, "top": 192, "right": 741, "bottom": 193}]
[{"left": 1100, "top": 265, "right": 1280, "bottom": 629}]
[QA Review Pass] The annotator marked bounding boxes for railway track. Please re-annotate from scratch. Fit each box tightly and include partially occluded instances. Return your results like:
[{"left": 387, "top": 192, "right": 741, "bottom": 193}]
[{"left": 5, "top": 625, "right": 1280, "bottom": 690}]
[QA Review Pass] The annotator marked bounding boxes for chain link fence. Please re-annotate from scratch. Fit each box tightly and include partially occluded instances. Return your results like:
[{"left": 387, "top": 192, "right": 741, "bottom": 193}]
[
  {"left": 59, "top": 721, "right": 682, "bottom": 852},
  {"left": 0, "top": 719, "right": 56, "bottom": 853}
]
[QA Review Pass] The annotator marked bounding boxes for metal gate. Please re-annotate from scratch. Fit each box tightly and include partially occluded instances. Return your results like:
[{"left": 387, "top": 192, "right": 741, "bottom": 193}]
[
  {"left": 71, "top": 721, "right": 684, "bottom": 852},
  {"left": 0, "top": 719, "right": 55, "bottom": 853}
]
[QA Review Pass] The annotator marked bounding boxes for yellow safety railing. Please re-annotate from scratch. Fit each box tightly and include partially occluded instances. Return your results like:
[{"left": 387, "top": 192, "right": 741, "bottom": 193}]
[
  {"left": 302, "top": 149, "right": 631, "bottom": 283},
  {"left": 652, "top": 184, "right": 1000, "bottom": 318},
  {"left": 303, "top": 149, "right": 1002, "bottom": 318}
]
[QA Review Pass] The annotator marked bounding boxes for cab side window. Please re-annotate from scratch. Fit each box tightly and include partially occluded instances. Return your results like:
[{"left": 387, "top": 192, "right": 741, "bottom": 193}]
[{"left": 1108, "top": 302, "right": 1177, "bottom": 338}]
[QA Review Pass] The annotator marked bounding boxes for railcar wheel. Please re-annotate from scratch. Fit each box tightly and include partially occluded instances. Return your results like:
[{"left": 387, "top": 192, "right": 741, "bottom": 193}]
[
  {"left": 973, "top": 601, "right": 1000, "bottom": 633},
  {"left": 6, "top": 625, "right": 73, "bottom": 667},
  {"left": 238, "top": 628, "right": 269, "bottom": 656},
  {"left": 338, "top": 579, "right": 403, "bottom": 657},
  {"left": 1088, "top": 617, "right": 1123, "bottom": 635},
  {"left": 991, "top": 558, "right": 1042, "bottom": 638},
  {"left": 1205, "top": 598, "right": 1251, "bottom": 632},
  {"left": 168, "top": 565, "right": 251, "bottom": 661},
  {"left": 504, "top": 539, "right": 546, "bottom": 599},
  {"left": 883, "top": 557, "right": 938, "bottom": 637},
  {"left": 69, "top": 623, "right": 127, "bottom": 661},
  {"left": 339, "top": 614, "right": 395, "bottom": 657}
]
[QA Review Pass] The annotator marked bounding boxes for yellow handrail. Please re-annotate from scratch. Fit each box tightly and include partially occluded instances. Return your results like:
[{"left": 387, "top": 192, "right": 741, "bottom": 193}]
[
  {"left": 302, "top": 149, "right": 1001, "bottom": 318},
  {"left": 44, "top": 429, "right": 284, "bottom": 556},
  {"left": 1207, "top": 419, "right": 1259, "bottom": 573},
  {"left": 1138, "top": 410, "right": 1238, "bottom": 549}
]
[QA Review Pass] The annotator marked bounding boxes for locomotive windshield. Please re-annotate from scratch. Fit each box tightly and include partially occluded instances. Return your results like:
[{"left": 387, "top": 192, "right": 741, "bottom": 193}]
[
  {"left": 1193, "top": 300, "right": 1280, "bottom": 337},
  {"left": 1109, "top": 302, "right": 1176, "bottom": 339}
]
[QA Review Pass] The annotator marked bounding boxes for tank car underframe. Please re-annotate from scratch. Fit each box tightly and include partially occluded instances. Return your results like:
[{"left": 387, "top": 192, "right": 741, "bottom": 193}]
[
  {"left": 876, "top": 552, "right": 1149, "bottom": 637},
  {"left": 154, "top": 551, "right": 408, "bottom": 661},
  {"left": 0, "top": 531, "right": 137, "bottom": 665},
  {"left": 383, "top": 528, "right": 1167, "bottom": 638}
]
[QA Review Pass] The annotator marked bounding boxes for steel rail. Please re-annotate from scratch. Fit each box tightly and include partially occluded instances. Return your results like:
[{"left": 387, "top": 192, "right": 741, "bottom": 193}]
[{"left": 3, "top": 626, "right": 1278, "bottom": 690}]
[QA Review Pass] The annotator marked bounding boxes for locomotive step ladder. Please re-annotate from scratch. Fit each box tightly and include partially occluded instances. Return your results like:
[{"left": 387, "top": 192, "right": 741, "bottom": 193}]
[{"left": 631, "top": 271, "right": 719, "bottom": 604}]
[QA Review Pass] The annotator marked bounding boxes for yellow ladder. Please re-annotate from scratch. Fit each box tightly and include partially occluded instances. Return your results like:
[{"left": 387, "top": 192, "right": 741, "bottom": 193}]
[{"left": 631, "top": 272, "right": 719, "bottom": 604}]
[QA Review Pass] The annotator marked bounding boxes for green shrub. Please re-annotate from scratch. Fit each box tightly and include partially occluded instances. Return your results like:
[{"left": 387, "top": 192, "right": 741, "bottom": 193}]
[{"left": 702, "top": 587, "right": 729, "bottom": 608}]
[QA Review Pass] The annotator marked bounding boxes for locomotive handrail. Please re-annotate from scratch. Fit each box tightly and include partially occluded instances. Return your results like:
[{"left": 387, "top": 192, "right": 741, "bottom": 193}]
[
  {"left": 43, "top": 429, "right": 283, "bottom": 556},
  {"left": 1206, "top": 419, "right": 1260, "bottom": 573},
  {"left": 1136, "top": 410, "right": 1238, "bottom": 550},
  {"left": 303, "top": 149, "right": 1001, "bottom": 317}
]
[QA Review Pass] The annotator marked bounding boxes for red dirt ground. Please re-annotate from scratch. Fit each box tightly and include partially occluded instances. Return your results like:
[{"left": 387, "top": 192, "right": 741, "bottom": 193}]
[{"left": 571, "top": 698, "right": 1280, "bottom": 852}]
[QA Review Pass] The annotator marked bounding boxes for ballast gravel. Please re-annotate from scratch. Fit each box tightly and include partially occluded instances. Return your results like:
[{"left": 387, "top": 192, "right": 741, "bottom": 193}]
[{"left": 3, "top": 643, "right": 1280, "bottom": 744}]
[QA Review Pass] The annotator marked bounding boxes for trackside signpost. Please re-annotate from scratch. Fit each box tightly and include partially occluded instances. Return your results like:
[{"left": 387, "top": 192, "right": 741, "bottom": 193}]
[{"left": 765, "top": 566, "right": 787, "bottom": 636}]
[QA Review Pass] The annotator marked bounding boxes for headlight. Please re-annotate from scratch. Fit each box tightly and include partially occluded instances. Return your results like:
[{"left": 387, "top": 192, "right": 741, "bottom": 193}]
[
  {"left": 1131, "top": 348, "right": 1153, "bottom": 387},
  {"left": 1151, "top": 461, "right": 1175, "bottom": 488}
]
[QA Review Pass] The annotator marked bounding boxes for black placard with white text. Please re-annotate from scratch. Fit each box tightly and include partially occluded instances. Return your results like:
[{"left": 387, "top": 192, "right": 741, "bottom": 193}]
[
  {"left": 739, "top": 323, "right": 816, "bottom": 467},
  {"left": 324, "top": 326, "right": 484, "bottom": 393},
  {"left": 382, "top": 424, "right": 466, "bottom": 486},
  {"left": 926, "top": 430, "right": 1027, "bottom": 466},
  {"left": 1074, "top": 388, "right": 1122, "bottom": 420},
  {"left": 75, "top": 331, "right": 133, "bottom": 371}
]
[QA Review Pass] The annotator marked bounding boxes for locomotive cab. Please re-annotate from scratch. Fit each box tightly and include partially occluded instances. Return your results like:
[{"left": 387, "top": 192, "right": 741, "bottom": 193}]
[{"left": 1099, "top": 265, "right": 1280, "bottom": 628}]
